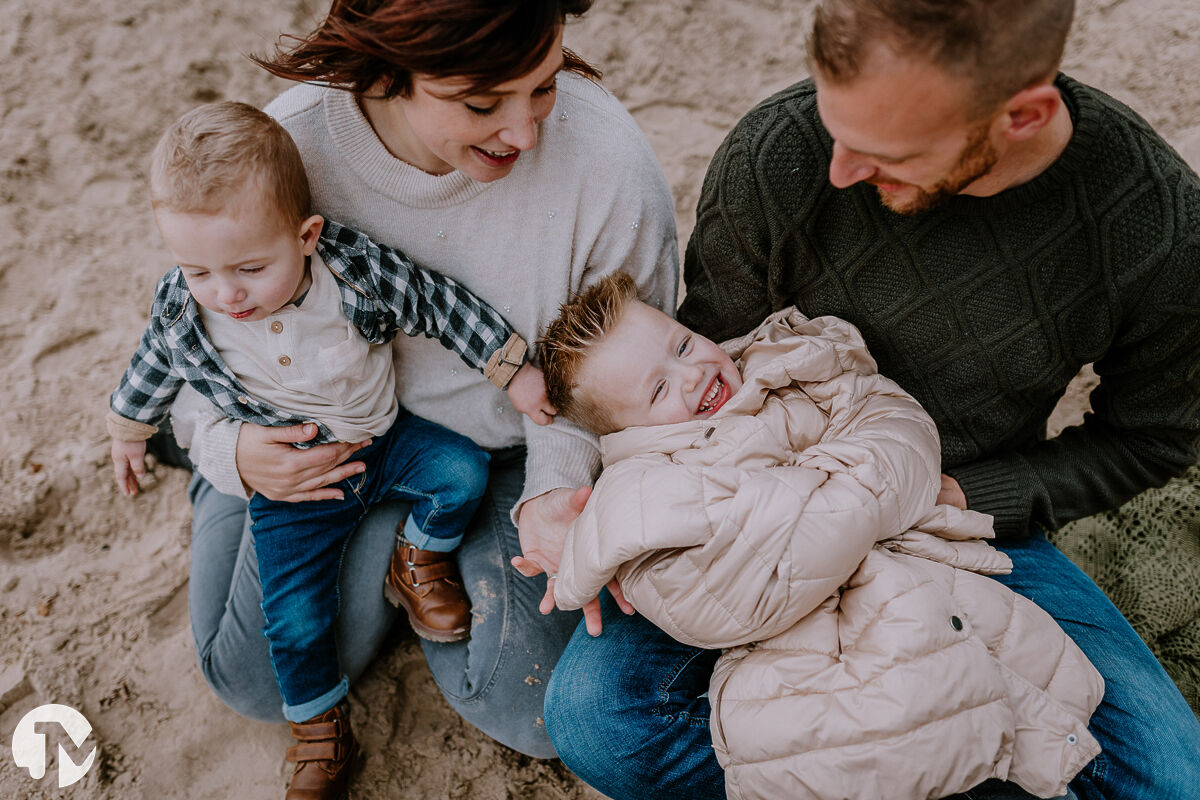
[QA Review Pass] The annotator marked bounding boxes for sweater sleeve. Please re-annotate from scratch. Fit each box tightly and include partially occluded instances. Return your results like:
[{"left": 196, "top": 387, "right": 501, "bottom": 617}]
[
  {"left": 948, "top": 233, "right": 1200, "bottom": 537},
  {"left": 513, "top": 110, "right": 680, "bottom": 520}
]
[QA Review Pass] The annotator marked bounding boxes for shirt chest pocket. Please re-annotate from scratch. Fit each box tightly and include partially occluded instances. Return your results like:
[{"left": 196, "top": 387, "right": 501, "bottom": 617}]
[{"left": 315, "top": 321, "right": 377, "bottom": 406}]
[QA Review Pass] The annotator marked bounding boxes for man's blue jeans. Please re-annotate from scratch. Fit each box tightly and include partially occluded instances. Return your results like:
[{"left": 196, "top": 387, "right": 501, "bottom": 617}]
[
  {"left": 545, "top": 532, "right": 1200, "bottom": 799},
  {"left": 250, "top": 410, "right": 489, "bottom": 723}
]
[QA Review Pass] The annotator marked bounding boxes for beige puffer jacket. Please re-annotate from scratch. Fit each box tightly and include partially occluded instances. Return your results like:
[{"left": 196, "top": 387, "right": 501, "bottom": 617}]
[{"left": 555, "top": 309, "right": 1103, "bottom": 800}]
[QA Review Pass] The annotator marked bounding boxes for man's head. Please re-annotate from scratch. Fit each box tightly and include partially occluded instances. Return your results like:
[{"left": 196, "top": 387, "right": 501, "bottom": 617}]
[
  {"left": 149, "top": 102, "right": 323, "bottom": 322},
  {"left": 539, "top": 272, "right": 742, "bottom": 435},
  {"left": 808, "top": 0, "right": 1075, "bottom": 214}
]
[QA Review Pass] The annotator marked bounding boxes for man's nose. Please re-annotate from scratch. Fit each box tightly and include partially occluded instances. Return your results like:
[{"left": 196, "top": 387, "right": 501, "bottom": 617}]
[{"left": 828, "top": 141, "right": 876, "bottom": 188}]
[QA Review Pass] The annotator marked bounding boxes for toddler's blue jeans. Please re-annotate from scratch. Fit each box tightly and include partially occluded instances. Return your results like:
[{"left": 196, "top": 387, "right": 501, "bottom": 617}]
[
  {"left": 545, "top": 531, "right": 1200, "bottom": 799},
  {"left": 249, "top": 410, "right": 488, "bottom": 723}
]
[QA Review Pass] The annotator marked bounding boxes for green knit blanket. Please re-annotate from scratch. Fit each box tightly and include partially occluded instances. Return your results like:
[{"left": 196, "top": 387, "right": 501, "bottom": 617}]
[{"left": 1048, "top": 465, "right": 1200, "bottom": 718}]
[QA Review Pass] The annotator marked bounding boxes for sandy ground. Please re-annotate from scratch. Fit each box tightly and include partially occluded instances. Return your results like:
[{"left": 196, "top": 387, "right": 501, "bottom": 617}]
[{"left": 1, "top": 0, "right": 1197, "bottom": 797}]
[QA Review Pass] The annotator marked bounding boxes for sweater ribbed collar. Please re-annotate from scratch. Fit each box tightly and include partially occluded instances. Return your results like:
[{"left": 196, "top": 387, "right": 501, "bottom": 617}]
[
  {"left": 324, "top": 87, "right": 493, "bottom": 209},
  {"left": 942, "top": 73, "right": 1101, "bottom": 215}
]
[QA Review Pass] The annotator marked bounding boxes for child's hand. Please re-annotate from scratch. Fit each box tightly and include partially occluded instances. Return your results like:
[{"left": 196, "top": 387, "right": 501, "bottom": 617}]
[
  {"left": 111, "top": 440, "right": 148, "bottom": 497},
  {"left": 506, "top": 363, "right": 557, "bottom": 426}
]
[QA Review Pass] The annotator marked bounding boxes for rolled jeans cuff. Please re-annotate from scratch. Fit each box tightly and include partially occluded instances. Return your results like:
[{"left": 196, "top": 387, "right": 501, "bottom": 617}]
[
  {"left": 282, "top": 675, "right": 349, "bottom": 723},
  {"left": 402, "top": 514, "right": 460, "bottom": 553}
]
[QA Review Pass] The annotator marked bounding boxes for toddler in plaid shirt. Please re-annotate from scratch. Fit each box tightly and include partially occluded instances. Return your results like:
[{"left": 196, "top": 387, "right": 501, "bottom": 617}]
[{"left": 106, "top": 102, "right": 552, "bottom": 787}]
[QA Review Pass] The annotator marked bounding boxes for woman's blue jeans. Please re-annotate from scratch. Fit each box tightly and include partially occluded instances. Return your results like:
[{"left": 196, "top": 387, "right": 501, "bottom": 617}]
[
  {"left": 544, "top": 532, "right": 1200, "bottom": 799},
  {"left": 188, "top": 445, "right": 582, "bottom": 756}
]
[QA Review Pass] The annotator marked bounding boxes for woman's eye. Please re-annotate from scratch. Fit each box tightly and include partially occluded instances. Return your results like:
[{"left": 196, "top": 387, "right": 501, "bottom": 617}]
[
  {"left": 465, "top": 102, "right": 498, "bottom": 116},
  {"left": 677, "top": 336, "right": 691, "bottom": 357},
  {"left": 240, "top": 266, "right": 265, "bottom": 275},
  {"left": 651, "top": 381, "right": 664, "bottom": 404},
  {"left": 534, "top": 81, "right": 557, "bottom": 97}
]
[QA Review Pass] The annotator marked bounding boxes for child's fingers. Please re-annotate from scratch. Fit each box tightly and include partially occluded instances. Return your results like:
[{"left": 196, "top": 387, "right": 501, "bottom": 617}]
[{"left": 538, "top": 579, "right": 557, "bottom": 615}]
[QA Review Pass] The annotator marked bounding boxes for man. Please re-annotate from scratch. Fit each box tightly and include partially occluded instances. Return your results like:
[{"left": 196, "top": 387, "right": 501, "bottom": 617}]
[{"left": 544, "top": 1, "right": 1200, "bottom": 798}]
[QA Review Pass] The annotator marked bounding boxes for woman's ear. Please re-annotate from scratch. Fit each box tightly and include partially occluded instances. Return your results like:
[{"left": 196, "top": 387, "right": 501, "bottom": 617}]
[
  {"left": 999, "top": 83, "right": 1062, "bottom": 143},
  {"left": 298, "top": 214, "right": 325, "bottom": 255}
]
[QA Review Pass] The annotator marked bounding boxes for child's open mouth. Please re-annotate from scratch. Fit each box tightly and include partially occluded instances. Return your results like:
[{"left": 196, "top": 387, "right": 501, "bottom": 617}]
[{"left": 697, "top": 375, "right": 730, "bottom": 415}]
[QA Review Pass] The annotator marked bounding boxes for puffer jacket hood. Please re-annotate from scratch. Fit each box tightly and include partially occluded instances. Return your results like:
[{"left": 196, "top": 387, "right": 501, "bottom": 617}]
[{"left": 555, "top": 309, "right": 1102, "bottom": 800}]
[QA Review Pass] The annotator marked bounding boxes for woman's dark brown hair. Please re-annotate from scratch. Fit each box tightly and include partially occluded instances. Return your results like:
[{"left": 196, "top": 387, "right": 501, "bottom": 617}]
[{"left": 253, "top": 0, "right": 600, "bottom": 100}]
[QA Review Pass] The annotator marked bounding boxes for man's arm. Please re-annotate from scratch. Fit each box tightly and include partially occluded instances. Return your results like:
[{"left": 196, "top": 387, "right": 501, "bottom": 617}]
[
  {"left": 948, "top": 237, "right": 1200, "bottom": 536},
  {"left": 679, "top": 116, "right": 781, "bottom": 342}
]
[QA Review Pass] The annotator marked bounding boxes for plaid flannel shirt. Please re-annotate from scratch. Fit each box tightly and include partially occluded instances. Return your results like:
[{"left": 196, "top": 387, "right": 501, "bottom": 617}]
[{"left": 109, "top": 220, "right": 525, "bottom": 445}]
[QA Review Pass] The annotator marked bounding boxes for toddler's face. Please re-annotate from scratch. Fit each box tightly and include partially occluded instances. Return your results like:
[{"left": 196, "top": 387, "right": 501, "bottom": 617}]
[
  {"left": 577, "top": 301, "right": 742, "bottom": 430},
  {"left": 155, "top": 181, "right": 321, "bottom": 323}
]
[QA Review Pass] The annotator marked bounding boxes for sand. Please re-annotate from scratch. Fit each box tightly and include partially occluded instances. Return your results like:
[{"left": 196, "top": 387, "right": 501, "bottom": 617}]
[{"left": 1, "top": 0, "right": 1197, "bottom": 797}]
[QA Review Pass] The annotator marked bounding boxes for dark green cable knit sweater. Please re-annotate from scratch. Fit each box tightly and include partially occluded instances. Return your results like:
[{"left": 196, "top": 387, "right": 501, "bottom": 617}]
[{"left": 680, "top": 74, "right": 1200, "bottom": 539}]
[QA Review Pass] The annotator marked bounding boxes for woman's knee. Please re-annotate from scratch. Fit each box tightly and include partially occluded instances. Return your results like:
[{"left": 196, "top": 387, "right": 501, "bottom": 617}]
[{"left": 194, "top": 645, "right": 284, "bottom": 723}]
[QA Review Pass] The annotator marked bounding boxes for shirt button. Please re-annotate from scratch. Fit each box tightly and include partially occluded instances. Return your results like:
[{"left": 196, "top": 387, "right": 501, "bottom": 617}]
[
  {"left": 270, "top": 321, "right": 284, "bottom": 333},
  {"left": 950, "top": 615, "right": 963, "bottom": 631},
  {"left": 278, "top": 355, "right": 292, "bottom": 367}
]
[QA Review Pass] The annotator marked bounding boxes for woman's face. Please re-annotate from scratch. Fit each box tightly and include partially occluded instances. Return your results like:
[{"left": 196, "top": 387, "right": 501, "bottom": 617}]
[{"left": 390, "top": 27, "right": 564, "bottom": 182}]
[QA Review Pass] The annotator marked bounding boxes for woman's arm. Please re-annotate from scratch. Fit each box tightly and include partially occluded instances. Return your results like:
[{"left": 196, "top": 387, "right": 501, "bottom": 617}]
[{"left": 174, "top": 386, "right": 369, "bottom": 502}]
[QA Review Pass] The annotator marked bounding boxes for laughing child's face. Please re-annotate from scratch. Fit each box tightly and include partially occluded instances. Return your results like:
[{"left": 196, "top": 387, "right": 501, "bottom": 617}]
[{"left": 574, "top": 300, "right": 743, "bottom": 430}]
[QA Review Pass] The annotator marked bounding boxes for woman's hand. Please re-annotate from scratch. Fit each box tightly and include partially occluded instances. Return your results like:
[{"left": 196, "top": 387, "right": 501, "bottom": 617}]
[
  {"left": 506, "top": 363, "right": 556, "bottom": 426},
  {"left": 512, "top": 486, "right": 634, "bottom": 635},
  {"left": 236, "top": 422, "right": 370, "bottom": 502}
]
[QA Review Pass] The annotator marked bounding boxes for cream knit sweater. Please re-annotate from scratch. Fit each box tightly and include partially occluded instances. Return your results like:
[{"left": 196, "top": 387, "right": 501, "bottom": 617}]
[{"left": 175, "top": 71, "right": 679, "bottom": 513}]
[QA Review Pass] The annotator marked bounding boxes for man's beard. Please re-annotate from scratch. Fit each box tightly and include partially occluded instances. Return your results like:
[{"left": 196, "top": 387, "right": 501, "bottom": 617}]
[{"left": 875, "top": 123, "right": 999, "bottom": 215}]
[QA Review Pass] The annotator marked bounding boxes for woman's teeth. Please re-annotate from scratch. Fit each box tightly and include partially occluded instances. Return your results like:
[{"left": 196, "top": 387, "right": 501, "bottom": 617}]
[{"left": 479, "top": 147, "right": 516, "bottom": 158}]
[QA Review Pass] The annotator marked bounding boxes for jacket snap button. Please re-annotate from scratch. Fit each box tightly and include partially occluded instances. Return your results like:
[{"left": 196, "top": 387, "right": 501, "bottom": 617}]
[
  {"left": 950, "top": 615, "right": 963, "bottom": 631},
  {"left": 1067, "top": 734, "right": 1077, "bottom": 745},
  {"left": 704, "top": 427, "right": 715, "bottom": 439},
  {"left": 237, "top": 395, "right": 249, "bottom": 404}
]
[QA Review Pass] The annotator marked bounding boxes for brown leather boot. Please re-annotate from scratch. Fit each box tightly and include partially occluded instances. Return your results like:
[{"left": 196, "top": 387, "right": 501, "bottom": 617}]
[
  {"left": 285, "top": 701, "right": 358, "bottom": 800},
  {"left": 383, "top": 538, "right": 471, "bottom": 642}
]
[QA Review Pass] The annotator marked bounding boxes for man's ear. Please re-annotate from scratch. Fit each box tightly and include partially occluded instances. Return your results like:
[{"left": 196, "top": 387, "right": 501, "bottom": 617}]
[
  {"left": 999, "top": 83, "right": 1062, "bottom": 143},
  {"left": 298, "top": 214, "right": 324, "bottom": 255}
]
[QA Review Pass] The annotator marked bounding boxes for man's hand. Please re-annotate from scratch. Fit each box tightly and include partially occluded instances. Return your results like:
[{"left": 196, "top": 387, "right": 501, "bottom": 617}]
[
  {"left": 512, "top": 486, "right": 634, "bottom": 635},
  {"left": 506, "top": 363, "right": 556, "bottom": 426},
  {"left": 937, "top": 474, "right": 968, "bottom": 509},
  {"left": 236, "top": 422, "right": 369, "bottom": 502},
  {"left": 112, "top": 440, "right": 148, "bottom": 497}
]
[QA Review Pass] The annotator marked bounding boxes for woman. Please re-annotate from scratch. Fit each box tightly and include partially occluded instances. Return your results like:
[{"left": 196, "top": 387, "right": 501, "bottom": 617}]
[{"left": 173, "top": 0, "right": 677, "bottom": 794}]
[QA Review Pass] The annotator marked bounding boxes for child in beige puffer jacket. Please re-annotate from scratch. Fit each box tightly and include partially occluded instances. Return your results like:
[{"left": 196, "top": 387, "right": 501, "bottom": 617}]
[{"left": 537, "top": 272, "right": 1103, "bottom": 800}]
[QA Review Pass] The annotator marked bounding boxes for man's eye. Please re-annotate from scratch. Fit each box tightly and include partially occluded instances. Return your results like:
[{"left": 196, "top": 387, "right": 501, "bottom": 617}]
[
  {"left": 240, "top": 266, "right": 265, "bottom": 274},
  {"left": 651, "top": 381, "right": 664, "bottom": 404},
  {"left": 466, "top": 103, "right": 498, "bottom": 116},
  {"left": 677, "top": 336, "right": 691, "bottom": 357}
]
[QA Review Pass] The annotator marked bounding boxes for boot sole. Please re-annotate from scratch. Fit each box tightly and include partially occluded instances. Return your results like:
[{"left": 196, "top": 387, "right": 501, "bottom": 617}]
[{"left": 383, "top": 580, "right": 471, "bottom": 643}]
